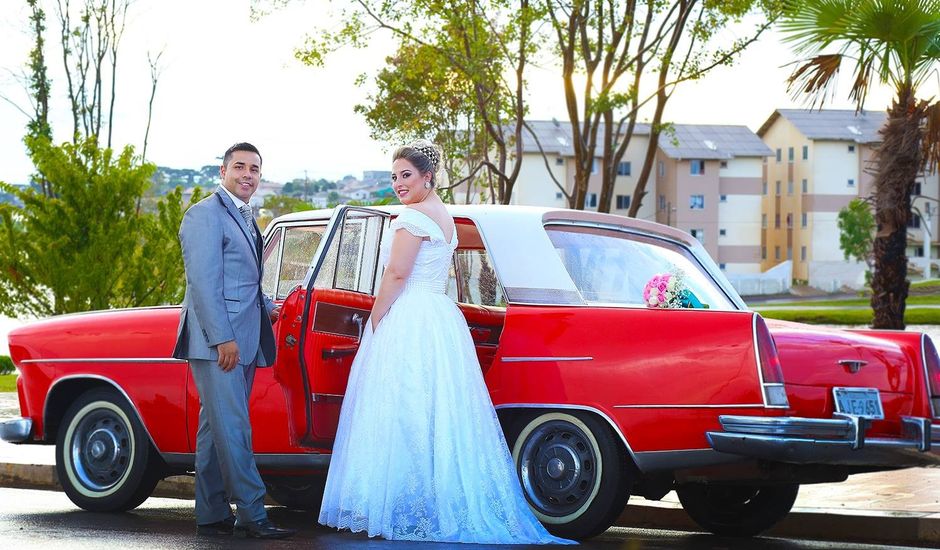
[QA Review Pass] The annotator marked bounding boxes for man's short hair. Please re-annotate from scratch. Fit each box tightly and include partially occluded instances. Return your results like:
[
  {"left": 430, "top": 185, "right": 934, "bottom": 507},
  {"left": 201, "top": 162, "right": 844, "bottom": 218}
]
[{"left": 222, "top": 142, "right": 262, "bottom": 167}]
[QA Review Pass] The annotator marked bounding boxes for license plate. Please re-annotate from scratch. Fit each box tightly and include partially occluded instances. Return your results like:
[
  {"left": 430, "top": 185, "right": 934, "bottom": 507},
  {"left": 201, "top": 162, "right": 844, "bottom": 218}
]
[{"left": 833, "top": 387, "right": 884, "bottom": 420}]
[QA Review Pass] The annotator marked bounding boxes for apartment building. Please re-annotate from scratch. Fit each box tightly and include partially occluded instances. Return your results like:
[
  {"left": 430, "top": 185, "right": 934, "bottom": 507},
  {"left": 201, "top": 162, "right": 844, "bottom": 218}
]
[
  {"left": 653, "top": 125, "right": 771, "bottom": 273},
  {"left": 457, "top": 120, "right": 769, "bottom": 273},
  {"left": 758, "top": 109, "right": 940, "bottom": 288},
  {"left": 505, "top": 119, "right": 657, "bottom": 221}
]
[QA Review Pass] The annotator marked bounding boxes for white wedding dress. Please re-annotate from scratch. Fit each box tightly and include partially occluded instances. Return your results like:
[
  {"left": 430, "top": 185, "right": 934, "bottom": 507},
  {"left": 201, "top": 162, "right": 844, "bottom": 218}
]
[{"left": 318, "top": 208, "right": 574, "bottom": 545}]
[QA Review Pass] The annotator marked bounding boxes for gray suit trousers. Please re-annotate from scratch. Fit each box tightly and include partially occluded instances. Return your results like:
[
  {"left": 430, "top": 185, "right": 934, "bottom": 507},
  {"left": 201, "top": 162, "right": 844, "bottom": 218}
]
[{"left": 189, "top": 358, "right": 266, "bottom": 525}]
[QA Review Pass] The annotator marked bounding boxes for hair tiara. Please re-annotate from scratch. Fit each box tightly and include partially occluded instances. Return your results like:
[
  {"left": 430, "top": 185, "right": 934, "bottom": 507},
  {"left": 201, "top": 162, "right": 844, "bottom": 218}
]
[{"left": 411, "top": 141, "right": 440, "bottom": 171}]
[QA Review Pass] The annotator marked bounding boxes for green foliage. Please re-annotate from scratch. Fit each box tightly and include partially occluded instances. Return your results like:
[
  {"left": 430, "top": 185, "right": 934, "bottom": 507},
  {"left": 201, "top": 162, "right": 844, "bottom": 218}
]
[
  {"left": 0, "top": 137, "right": 201, "bottom": 317},
  {"left": 756, "top": 306, "right": 940, "bottom": 325},
  {"left": 837, "top": 198, "right": 875, "bottom": 266},
  {"left": 0, "top": 355, "right": 13, "bottom": 375},
  {"left": 263, "top": 194, "right": 314, "bottom": 218}
]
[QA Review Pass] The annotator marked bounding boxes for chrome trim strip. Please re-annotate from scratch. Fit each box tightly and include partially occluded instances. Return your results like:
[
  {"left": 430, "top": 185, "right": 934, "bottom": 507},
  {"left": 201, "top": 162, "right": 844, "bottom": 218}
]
[
  {"left": 0, "top": 417, "right": 32, "bottom": 443},
  {"left": 922, "top": 334, "right": 938, "bottom": 419},
  {"left": 493, "top": 402, "right": 639, "bottom": 466},
  {"left": 500, "top": 356, "right": 593, "bottom": 363},
  {"left": 932, "top": 423, "right": 940, "bottom": 442},
  {"left": 614, "top": 404, "right": 764, "bottom": 409},
  {"left": 22, "top": 357, "right": 187, "bottom": 364},
  {"left": 43, "top": 374, "right": 160, "bottom": 450}
]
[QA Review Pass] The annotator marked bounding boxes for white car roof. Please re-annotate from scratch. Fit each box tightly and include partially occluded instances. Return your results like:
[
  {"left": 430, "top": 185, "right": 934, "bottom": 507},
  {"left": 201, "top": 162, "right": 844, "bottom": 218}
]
[{"left": 269, "top": 204, "right": 744, "bottom": 308}]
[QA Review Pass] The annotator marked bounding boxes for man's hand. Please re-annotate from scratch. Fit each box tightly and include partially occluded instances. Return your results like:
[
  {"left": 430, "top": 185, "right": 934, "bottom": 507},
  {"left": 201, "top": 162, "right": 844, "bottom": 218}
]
[
  {"left": 216, "top": 340, "right": 239, "bottom": 372},
  {"left": 269, "top": 305, "right": 281, "bottom": 323}
]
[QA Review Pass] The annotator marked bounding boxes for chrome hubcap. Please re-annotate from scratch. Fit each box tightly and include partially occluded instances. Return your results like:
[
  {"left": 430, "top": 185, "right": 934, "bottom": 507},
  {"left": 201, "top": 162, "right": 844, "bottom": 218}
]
[
  {"left": 70, "top": 408, "right": 131, "bottom": 492},
  {"left": 518, "top": 419, "right": 597, "bottom": 517}
]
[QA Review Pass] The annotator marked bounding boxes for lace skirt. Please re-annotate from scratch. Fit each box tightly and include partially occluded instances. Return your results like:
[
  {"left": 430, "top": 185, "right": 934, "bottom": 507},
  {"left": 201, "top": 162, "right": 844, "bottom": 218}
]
[{"left": 318, "top": 287, "right": 574, "bottom": 544}]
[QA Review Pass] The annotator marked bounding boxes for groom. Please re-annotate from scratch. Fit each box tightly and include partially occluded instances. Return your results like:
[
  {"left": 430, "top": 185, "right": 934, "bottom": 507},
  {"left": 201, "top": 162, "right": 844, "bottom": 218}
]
[{"left": 173, "top": 142, "right": 294, "bottom": 539}]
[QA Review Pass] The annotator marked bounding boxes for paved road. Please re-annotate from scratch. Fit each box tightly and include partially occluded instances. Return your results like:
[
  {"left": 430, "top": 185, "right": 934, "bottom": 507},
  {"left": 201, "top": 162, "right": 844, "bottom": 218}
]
[{"left": 0, "top": 487, "right": 929, "bottom": 550}]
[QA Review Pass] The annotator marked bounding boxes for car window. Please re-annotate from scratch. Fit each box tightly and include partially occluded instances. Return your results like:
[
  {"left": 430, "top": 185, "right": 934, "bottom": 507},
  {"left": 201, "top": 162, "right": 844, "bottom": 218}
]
[
  {"left": 314, "top": 212, "right": 384, "bottom": 294},
  {"left": 545, "top": 224, "right": 734, "bottom": 310},
  {"left": 261, "top": 227, "right": 282, "bottom": 299},
  {"left": 277, "top": 225, "right": 326, "bottom": 299},
  {"left": 451, "top": 250, "right": 506, "bottom": 307}
]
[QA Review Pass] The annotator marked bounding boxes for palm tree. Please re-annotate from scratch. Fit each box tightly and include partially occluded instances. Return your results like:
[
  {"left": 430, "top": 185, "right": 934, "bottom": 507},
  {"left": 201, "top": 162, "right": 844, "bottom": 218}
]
[{"left": 780, "top": 0, "right": 940, "bottom": 329}]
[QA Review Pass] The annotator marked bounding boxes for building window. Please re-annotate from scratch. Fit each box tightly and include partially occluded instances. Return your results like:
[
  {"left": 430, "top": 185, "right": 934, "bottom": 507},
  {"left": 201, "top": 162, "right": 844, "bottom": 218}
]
[
  {"left": 658, "top": 161, "right": 665, "bottom": 177},
  {"left": 555, "top": 157, "right": 564, "bottom": 165},
  {"left": 591, "top": 159, "right": 599, "bottom": 174},
  {"left": 690, "top": 160, "right": 705, "bottom": 175},
  {"left": 775, "top": 181, "right": 781, "bottom": 196},
  {"left": 720, "top": 160, "right": 728, "bottom": 169},
  {"left": 775, "top": 246, "right": 780, "bottom": 260},
  {"left": 788, "top": 147, "right": 794, "bottom": 162},
  {"left": 762, "top": 214, "right": 767, "bottom": 228},
  {"left": 801, "top": 246, "right": 807, "bottom": 261},
  {"left": 775, "top": 213, "right": 781, "bottom": 228},
  {"left": 801, "top": 212, "right": 807, "bottom": 227},
  {"left": 615, "top": 194, "right": 631, "bottom": 209},
  {"left": 761, "top": 246, "right": 767, "bottom": 260},
  {"left": 776, "top": 148, "right": 781, "bottom": 162},
  {"left": 719, "top": 263, "right": 727, "bottom": 270},
  {"left": 691, "top": 229, "right": 705, "bottom": 243},
  {"left": 915, "top": 246, "right": 925, "bottom": 257},
  {"left": 802, "top": 178, "right": 808, "bottom": 193},
  {"left": 617, "top": 162, "right": 631, "bottom": 176},
  {"left": 848, "top": 178, "right": 855, "bottom": 187},
  {"left": 787, "top": 180, "right": 793, "bottom": 195},
  {"left": 719, "top": 228, "right": 727, "bottom": 236},
  {"left": 659, "top": 194, "right": 666, "bottom": 210},
  {"left": 586, "top": 193, "right": 598, "bottom": 207},
  {"left": 802, "top": 145, "right": 808, "bottom": 160},
  {"left": 786, "top": 213, "right": 793, "bottom": 228},
  {"left": 555, "top": 192, "right": 564, "bottom": 200},
  {"left": 909, "top": 214, "right": 922, "bottom": 229},
  {"left": 914, "top": 181, "right": 922, "bottom": 195},
  {"left": 848, "top": 144, "right": 856, "bottom": 153},
  {"left": 689, "top": 194, "right": 705, "bottom": 209},
  {"left": 720, "top": 194, "right": 728, "bottom": 202},
  {"left": 787, "top": 247, "right": 792, "bottom": 260},
  {"left": 762, "top": 181, "right": 768, "bottom": 195}
]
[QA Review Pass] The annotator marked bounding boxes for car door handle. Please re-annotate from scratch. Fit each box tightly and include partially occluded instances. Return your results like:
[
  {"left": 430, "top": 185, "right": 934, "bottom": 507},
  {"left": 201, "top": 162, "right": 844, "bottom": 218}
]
[
  {"left": 351, "top": 312, "right": 364, "bottom": 342},
  {"left": 322, "top": 344, "right": 358, "bottom": 360}
]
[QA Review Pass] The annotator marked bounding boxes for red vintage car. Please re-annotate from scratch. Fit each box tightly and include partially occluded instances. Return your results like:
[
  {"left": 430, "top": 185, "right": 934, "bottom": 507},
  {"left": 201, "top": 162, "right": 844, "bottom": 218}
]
[{"left": 2, "top": 205, "right": 938, "bottom": 539}]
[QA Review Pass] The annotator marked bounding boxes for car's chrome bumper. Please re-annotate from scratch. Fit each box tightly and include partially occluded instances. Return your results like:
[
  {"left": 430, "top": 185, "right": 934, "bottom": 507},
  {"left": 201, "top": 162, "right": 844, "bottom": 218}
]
[
  {"left": 707, "top": 414, "right": 940, "bottom": 467},
  {"left": 0, "top": 417, "right": 33, "bottom": 443}
]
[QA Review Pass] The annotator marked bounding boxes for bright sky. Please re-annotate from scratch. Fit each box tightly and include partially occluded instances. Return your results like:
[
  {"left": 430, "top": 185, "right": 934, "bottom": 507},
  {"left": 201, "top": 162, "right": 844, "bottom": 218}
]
[{"left": 0, "top": 0, "right": 910, "bottom": 186}]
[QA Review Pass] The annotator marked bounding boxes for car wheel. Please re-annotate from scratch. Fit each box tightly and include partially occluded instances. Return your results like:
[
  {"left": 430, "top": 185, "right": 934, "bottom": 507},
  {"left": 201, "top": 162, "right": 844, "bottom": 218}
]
[
  {"left": 55, "top": 388, "right": 162, "bottom": 512},
  {"left": 264, "top": 475, "right": 326, "bottom": 511},
  {"left": 507, "top": 411, "right": 630, "bottom": 540},
  {"left": 676, "top": 482, "right": 799, "bottom": 537}
]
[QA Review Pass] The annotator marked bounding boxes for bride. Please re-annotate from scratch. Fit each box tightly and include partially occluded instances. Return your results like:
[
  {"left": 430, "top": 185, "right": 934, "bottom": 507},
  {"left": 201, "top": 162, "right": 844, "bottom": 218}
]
[{"left": 318, "top": 140, "right": 574, "bottom": 544}]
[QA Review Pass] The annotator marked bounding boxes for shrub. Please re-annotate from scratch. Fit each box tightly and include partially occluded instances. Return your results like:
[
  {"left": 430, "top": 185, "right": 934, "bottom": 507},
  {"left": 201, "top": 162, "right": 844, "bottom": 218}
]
[{"left": 0, "top": 355, "right": 13, "bottom": 375}]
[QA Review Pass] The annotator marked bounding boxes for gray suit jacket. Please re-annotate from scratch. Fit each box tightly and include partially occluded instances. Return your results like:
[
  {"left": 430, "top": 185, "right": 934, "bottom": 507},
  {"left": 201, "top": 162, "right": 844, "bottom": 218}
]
[{"left": 172, "top": 186, "right": 276, "bottom": 366}]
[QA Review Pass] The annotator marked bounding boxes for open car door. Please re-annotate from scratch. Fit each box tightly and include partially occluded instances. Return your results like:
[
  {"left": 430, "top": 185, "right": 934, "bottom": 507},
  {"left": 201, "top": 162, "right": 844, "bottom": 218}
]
[{"left": 274, "top": 206, "right": 389, "bottom": 448}]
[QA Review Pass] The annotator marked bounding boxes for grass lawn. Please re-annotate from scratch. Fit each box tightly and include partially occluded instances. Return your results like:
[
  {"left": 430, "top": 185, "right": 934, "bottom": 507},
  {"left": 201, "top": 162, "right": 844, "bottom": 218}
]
[
  {"left": 753, "top": 295, "right": 940, "bottom": 308},
  {"left": 756, "top": 307, "right": 940, "bottom": 325},
  {"left": 0, "top": 374, "right": 17, "bottom": 393}
]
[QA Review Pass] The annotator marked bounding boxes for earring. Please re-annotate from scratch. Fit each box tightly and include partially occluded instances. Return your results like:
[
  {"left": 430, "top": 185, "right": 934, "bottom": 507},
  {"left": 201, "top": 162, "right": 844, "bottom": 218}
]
[{"left": 424, "top": 181, "right": 432, "bottom": 189}]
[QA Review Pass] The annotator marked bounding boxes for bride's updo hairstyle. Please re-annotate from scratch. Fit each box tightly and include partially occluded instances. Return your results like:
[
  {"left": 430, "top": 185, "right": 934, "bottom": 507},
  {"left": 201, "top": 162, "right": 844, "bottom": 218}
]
[{"left": 393, "top": 139, "right": 443, "bottom": 187}]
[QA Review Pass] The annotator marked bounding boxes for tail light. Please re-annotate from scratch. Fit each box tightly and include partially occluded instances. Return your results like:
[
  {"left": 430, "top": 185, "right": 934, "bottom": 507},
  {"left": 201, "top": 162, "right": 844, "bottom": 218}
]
[
  {"left": 922, "top": 335, "right": 940, "bottom": 418},
  {"left": 754, "top": 314, "right": 789, "bottom": 408}
]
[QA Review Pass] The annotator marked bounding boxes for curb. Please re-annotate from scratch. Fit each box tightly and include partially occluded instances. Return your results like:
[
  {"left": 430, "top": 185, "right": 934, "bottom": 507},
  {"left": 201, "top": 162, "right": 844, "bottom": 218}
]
[{"left": 2, "top": 462, "right": 938, "bottom": 546}]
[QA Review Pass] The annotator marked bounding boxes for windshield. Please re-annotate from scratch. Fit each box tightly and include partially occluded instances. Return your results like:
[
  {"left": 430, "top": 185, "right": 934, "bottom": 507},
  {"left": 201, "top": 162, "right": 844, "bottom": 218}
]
[{"left": 545, "top": 224, "right": 736, "bottom": 310}]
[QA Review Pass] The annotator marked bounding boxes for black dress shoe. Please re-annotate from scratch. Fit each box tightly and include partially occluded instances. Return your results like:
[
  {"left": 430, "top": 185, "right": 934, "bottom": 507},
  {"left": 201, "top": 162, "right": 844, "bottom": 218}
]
[
  {"left": 197, "top": 516, "right": 236, "bottom": 536},
  {"left": 233, "top": 518, "right": 297, "bottom": 539}
]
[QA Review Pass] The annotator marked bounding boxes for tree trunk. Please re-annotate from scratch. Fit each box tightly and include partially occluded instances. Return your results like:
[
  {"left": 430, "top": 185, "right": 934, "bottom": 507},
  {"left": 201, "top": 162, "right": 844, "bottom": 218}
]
[{"left": 870, "top": 87, "right": 923, "bottom": 329}]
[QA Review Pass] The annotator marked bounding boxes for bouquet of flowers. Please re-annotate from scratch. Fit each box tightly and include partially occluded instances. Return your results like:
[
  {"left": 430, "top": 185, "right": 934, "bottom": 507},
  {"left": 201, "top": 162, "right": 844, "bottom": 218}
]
[{"left": 643, "top": 271, "right": 706, "bottom": 309}]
